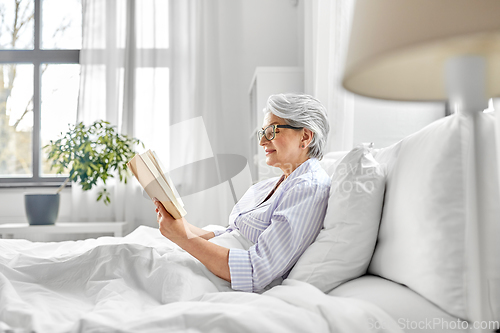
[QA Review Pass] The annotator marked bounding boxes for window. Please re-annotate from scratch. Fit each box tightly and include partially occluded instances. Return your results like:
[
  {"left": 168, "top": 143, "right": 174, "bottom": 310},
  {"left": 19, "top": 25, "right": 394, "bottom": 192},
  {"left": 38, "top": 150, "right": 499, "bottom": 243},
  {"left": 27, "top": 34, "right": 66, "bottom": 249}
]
[{"left": 0, "top": 0, "right": 81, "bottom": 186}]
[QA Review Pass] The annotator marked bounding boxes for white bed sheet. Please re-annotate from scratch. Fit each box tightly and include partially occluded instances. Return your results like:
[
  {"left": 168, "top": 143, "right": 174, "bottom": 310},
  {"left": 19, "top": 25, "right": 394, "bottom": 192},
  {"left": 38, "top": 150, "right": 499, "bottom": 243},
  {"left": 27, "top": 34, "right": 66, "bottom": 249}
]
[
  {"left": 0, "top": 226, "right": 402, "bottom": 333},
  {"left": 328, "top": 275, "right": 467, "bottom": 333}
]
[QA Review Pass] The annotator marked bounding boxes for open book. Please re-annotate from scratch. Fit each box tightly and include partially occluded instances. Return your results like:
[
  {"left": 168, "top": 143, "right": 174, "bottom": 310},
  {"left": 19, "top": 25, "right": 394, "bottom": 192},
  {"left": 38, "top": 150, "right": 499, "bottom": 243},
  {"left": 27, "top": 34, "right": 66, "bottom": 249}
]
[{"left": 127, "top": 150, "right": 187, "bottom": 219}]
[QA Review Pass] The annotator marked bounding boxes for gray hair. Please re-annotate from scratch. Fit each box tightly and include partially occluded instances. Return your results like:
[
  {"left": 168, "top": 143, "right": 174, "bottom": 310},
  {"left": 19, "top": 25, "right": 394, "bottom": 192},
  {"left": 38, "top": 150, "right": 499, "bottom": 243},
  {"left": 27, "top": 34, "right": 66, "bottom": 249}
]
[{"left": 264, "top": 93, "right": 330, "bottom": 160}]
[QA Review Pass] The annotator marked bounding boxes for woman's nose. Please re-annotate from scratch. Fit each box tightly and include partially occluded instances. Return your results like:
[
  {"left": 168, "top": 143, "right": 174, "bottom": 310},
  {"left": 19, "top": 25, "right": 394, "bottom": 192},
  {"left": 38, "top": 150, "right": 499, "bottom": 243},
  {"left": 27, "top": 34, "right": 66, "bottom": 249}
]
[{"left": 259, "top": 134, "right": 268, "bottom": 146}]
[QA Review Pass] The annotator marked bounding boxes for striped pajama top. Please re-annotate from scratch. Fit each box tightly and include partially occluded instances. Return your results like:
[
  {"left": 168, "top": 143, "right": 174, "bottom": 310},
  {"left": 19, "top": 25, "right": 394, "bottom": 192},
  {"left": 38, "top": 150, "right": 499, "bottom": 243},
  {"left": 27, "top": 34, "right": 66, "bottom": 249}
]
[{"left": 213, "top": 158, "right": 330, "bottom": 292}]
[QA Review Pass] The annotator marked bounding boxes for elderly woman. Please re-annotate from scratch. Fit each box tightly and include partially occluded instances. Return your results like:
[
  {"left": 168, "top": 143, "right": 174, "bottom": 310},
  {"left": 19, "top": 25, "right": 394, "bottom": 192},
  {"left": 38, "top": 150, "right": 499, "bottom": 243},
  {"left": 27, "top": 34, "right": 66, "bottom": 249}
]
[{"left": 154, "top": 93, "right": 330, "bottom": 293}]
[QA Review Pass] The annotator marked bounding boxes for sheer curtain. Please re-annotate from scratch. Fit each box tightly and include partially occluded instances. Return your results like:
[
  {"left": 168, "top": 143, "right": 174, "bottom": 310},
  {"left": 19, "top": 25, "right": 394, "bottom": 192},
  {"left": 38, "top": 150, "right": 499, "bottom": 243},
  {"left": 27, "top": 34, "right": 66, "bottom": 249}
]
[
  {"left": 168, "top": 0, "right": 241, "bottom": 228},
  {"left": 76, "top": 0, "right": 236, "bottom": 232},
  {"left": 75, "top": 0, "right": 171, "bottom": 232},
  {"left": 304, "top": 0, "right": 355, "bottom": 152}
]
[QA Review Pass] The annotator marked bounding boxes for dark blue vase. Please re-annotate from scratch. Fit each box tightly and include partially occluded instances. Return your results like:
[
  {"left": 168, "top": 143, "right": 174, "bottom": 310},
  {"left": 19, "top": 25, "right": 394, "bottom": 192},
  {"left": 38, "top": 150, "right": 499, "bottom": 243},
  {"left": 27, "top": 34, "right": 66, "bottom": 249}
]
[{"left": 24, "top": 194, "right": 60, "bottom": 225}]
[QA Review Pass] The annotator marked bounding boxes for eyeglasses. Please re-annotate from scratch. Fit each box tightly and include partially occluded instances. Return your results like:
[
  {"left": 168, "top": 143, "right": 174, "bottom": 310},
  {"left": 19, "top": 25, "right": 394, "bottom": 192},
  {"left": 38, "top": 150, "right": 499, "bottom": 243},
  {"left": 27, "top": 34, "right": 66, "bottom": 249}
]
[{"left": 257, "top": 124, "right": 303, "bottom": 141}]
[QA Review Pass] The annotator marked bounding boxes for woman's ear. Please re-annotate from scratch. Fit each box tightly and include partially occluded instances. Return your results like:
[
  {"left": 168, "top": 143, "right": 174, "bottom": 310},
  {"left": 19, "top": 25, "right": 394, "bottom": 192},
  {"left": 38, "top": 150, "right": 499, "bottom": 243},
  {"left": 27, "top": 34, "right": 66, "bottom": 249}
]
[{"left": 301, "top": 128, "right": 313, "bottom": 149}]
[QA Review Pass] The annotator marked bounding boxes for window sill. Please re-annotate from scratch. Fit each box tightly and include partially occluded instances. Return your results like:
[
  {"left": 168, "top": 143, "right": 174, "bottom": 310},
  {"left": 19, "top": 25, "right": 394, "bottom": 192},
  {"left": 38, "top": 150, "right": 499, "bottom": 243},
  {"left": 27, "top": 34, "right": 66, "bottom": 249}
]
[{"left": 0, "top": 182, "right": 72, "bottom": 189}]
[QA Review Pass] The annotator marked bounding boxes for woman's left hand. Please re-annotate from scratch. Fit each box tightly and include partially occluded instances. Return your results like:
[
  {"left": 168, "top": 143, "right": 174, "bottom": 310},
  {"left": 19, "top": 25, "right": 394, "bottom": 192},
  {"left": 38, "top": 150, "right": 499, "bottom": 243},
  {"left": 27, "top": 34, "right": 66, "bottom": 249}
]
[{"left": 153, "top": 198, "right": 192, "bottom": 243}]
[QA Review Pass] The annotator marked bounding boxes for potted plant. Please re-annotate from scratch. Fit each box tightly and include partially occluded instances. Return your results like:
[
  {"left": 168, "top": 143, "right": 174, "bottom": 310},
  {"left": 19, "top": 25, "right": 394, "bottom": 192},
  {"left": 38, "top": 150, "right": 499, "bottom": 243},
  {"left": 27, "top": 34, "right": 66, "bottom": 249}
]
[{"left": 24, "top": 120, "right": 143, "bottom": 225}]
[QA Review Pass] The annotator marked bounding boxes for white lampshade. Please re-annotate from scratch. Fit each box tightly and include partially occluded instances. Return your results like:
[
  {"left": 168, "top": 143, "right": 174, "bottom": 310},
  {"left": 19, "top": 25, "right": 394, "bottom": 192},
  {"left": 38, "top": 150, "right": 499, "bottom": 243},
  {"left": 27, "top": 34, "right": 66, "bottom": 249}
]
[{"left": 342, "top": 0, "right": 500, "bottom": 101}]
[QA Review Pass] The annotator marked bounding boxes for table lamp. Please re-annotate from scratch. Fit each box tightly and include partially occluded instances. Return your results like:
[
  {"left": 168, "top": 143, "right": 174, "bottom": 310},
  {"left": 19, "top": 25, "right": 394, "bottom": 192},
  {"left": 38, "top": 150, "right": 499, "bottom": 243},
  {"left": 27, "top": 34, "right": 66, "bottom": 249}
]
[{"left": 342, "top": 0, "right": 500, "bottom": 330}]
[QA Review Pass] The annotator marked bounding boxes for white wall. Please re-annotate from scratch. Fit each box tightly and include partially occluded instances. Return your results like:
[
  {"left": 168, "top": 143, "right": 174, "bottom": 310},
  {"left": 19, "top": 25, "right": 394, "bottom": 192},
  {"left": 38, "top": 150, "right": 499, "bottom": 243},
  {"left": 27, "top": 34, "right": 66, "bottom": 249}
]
[
  {"left": 215, "top": 0, "right": 302, "bottom": 157},
  {"left": 353, "top": 96, "right": 446, "bottom": 149}
]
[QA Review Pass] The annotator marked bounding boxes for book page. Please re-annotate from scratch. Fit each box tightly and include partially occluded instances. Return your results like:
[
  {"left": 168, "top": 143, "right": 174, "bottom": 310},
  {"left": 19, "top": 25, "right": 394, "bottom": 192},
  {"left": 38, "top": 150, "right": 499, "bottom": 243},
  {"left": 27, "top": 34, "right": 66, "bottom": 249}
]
[
  {"left": 149, "top": 150, "right": 184, "bottom": 207},
  {"left": 145, "top": 151, "right": 173, "bottom": 195},
  {"left": 139, "top": 152, "right": 187, "bottom": 217},
  {"left": 127, "top": 154, "right": 186, "bottom": 219}
]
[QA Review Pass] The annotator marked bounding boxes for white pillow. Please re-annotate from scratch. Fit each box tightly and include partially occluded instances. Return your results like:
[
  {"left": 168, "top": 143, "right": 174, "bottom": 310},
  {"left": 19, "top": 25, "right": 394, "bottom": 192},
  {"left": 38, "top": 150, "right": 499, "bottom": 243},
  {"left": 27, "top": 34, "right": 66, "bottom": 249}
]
[
  {"left": 319, "top": 151, "right": 349, "bottom": 176},
  {"left": 287, "top": 143, "right": 386, "bottom": 293},
  {"left": 368, "top": 112, "right": 500, "bottom": 322}
]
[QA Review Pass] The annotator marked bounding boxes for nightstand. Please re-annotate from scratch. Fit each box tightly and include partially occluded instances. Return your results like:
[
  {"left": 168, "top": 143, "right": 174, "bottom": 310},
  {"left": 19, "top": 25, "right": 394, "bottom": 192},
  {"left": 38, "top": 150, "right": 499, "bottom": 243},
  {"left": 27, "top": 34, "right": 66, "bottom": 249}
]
[{"left": 0, "top": 222, "right": 126, "bottom": 239}]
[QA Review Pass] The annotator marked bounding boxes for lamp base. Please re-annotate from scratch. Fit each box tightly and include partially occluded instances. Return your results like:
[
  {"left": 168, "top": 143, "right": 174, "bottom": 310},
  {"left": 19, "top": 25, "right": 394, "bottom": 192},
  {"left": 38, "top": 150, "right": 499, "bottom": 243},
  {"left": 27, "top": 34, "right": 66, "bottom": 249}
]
[
  {"left": 445, "top": 55, "right": 488, "bottom": 115},
  {"left": 445, "top": 55, "right": 490, "bottom": 330}
]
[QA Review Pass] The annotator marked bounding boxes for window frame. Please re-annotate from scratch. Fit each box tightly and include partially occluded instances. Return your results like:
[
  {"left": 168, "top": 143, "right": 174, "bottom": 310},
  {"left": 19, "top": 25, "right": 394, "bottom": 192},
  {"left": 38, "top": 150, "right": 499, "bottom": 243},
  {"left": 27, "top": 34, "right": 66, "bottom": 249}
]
[{"left": 0, "top": 0, "right": 80, "bottom": 187}]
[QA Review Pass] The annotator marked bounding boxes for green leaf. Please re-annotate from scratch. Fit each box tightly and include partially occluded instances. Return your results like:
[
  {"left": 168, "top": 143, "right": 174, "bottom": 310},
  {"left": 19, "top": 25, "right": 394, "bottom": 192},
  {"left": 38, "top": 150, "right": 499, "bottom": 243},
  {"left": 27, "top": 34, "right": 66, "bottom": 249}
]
[{"left": 43, "top": 119, "right": 144, "bottom": 205}]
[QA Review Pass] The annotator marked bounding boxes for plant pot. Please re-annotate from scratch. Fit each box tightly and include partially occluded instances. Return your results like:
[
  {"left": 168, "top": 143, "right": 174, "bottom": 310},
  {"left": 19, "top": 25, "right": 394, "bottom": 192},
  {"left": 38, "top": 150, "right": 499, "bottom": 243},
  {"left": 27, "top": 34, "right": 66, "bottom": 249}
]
[{"left": 24, "top": 194, "right": 60, "bottom": 225}]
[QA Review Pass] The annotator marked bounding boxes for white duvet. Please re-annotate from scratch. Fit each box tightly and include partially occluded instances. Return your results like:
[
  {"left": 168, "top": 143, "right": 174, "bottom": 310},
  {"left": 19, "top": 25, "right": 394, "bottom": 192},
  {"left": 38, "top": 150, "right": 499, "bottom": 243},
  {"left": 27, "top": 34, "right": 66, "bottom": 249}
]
[{"left": 0, "top": 226, "right": 402, "bottom": 333}]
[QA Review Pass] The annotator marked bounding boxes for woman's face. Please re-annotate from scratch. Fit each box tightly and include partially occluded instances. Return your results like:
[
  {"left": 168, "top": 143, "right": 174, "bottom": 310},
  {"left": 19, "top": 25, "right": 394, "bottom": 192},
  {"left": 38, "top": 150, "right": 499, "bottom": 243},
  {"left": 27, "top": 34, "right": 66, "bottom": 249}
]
[{"left": 259, "top": 112, "right": 311, "bottom": 176}]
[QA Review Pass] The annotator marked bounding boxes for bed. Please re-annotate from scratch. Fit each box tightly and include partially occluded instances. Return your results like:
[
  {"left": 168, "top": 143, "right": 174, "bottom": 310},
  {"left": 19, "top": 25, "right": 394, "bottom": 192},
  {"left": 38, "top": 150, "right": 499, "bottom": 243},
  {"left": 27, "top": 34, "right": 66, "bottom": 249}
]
[
  {"left": 0, "top": 111, "right": 498, "bottom": 333},
  {"left": 0, "top": 225, "right": 401, "bottom": 332}
]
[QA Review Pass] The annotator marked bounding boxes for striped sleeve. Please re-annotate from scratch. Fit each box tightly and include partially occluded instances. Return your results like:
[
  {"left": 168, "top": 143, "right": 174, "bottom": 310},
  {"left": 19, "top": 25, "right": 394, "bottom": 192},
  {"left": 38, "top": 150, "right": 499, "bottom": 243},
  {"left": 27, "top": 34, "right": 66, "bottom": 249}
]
[
  {"left": 228, "top": 249, "right": 253, "bottom": 291},
  {"left": 212, "top": 225, "right": 234, "bottom": 237},
  {"left": 228, "top": 179, "right": 329, "bottom": 292}
]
